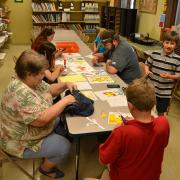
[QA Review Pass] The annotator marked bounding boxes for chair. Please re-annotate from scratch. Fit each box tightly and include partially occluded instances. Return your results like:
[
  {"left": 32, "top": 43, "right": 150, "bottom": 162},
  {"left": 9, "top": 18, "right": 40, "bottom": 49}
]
[
  {"left": 172, "top": 81, "right": 180, "bottom": 101},
  {"left": 167, "top": 82, "right": 180, "bottom": 114},
  {"left": 0, "top": 148, "right": 37, "bottom": 180}
]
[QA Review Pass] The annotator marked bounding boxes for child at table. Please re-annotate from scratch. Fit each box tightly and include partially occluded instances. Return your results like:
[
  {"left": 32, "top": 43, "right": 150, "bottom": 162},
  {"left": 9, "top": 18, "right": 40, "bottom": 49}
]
[
  {"left": 37, "top": 42, "right": 64, "bottom": 84},
  {"left": 32, "top": 27, "right": 63, "bottom": 59},
  {"left": 93, "top": 28, "right": 107, "bottom": 54},
  {"left": 85, "top": 78, "right": 170, "bottom": 180},
  {"left": 145, "top": 30, "right": 180, "bottom": 115}
]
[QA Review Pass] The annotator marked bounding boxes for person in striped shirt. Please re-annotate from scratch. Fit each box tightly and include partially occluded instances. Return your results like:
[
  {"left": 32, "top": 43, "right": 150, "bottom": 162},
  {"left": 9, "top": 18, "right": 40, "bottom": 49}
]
[{"left": 145, "top": 30, "right": 180, "bottom": 115}]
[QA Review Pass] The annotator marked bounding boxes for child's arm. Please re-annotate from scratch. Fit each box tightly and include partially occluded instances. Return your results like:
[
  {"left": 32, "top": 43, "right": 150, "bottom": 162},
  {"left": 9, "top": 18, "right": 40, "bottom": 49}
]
[
  {"left": 144, "top": 65, "right": 153, "bottom": 76},
  {"left": 93, "top": 42, "right": 98, "bottom": 54},
  {"left": 160, "top": 73, "right": 180, "bottom": 80},
  {"left": 44, "top": 65, "right": 64, "bottom": 82},
  {"left": 99, "top": 128, "right": 122, "bottom": 165}
]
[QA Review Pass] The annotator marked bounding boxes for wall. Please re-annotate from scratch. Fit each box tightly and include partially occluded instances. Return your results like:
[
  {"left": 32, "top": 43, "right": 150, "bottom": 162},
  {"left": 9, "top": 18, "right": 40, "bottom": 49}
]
[
  {"left": 136, "top": 0, "right": 164, "bottom": 40},
  {"left": 5, "top": 0, "right": 164, "bottom": 43},
  {"left": 6, "top": 0, "right": 32, "bottom": 44}
]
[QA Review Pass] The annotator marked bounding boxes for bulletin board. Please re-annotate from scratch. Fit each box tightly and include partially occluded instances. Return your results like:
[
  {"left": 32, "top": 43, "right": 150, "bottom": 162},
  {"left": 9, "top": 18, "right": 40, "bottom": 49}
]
[{"left": 139, "top": 0, "right": 158, "bottom": 14}]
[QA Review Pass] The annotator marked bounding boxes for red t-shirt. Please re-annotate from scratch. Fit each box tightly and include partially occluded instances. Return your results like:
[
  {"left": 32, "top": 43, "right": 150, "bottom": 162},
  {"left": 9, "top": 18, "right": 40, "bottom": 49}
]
[{"left": 99, "top": 116, "right": 169, "bottom": 180}]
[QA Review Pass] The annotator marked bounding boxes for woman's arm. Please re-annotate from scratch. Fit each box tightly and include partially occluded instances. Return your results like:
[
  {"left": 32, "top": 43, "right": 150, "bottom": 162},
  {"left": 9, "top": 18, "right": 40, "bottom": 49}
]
[{"left": 30, "top": 95, "right": 75, "bottom": 127}]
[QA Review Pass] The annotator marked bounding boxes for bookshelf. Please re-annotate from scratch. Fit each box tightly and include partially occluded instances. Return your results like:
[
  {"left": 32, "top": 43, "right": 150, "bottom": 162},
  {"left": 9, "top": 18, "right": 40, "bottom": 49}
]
[
  {"left": 0, "top": 0, "right": 10, "bottom": 61},
  {"left": 32, "top": 0, "right": 110, "bottom": 42},
  {"left": 101, "top": 6, "right": 121, "bottom": 33}
]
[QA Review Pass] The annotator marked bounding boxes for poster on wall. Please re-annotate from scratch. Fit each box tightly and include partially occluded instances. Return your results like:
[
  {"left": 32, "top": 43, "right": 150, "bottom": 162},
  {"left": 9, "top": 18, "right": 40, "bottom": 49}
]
[{"left": 139, "top": 0, "right": 158, "bottom": 14}]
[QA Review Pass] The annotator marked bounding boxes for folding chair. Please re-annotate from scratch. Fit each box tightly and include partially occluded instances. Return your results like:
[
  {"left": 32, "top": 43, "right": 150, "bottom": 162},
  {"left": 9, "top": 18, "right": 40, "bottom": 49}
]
[
  {"left": 0, "top": 148, "right": 37, "bottom": 180},
  {"left": 167, "top": 81, "right": 180, "bottom": 114}
]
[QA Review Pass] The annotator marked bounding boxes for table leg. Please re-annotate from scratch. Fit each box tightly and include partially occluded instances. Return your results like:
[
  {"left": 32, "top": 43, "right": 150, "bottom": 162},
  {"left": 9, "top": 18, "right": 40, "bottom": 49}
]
[{"left": 75, "top": 138, "right": 80, "bottom": 180}]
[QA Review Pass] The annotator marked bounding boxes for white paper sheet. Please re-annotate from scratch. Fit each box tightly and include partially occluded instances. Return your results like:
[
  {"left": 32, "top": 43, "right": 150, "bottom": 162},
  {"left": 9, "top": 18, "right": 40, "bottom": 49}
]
[
  {"left": 107, "top": 95, "right": 128, "bottom": 107},
  {"left": 94, "top": 89, "right": 124, "bottom": 101},
  {"left": 85, "top": 54, "right": 95, "bottom": 59},
  {"left": 76, "top": 82, "right": 92, "bottom": 90}
]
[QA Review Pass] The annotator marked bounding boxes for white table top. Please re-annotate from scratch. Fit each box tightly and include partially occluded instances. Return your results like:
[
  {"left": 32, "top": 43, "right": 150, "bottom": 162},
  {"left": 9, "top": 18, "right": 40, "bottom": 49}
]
[{"left": 54, "top": 29, "right": 129, "bottom": 136}]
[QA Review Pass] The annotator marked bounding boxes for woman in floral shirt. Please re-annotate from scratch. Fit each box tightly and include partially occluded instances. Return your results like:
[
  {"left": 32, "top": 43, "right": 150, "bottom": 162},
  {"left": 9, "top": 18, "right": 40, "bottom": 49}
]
[{"left": 0, "top": 50, "right": 76, "bottom": 178}]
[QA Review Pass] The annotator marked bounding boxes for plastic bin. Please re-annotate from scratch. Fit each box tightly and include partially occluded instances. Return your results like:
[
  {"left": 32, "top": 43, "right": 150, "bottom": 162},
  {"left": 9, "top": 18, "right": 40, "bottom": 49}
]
[{"left": 56, "top": 42, "right": 80, "bottom": 53}]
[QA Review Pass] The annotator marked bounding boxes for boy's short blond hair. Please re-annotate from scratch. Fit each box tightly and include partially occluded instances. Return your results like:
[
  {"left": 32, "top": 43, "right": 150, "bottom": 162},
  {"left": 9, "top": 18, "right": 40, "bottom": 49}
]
[
  {"left": 126, "top": 78, "right": 156, "bottom": 111},
  {"left": 163, "top": 30, "right": 179, "bottom": 44}
]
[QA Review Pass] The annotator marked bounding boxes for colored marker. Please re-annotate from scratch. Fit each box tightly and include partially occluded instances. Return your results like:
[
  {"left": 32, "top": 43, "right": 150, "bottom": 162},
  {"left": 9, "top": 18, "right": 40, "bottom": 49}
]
[
  {"left": 64, "top": 59, "right": 66, "bottom": 69},
  {"left": 121, "top": 115, "right": 127, "bottom": 125}
]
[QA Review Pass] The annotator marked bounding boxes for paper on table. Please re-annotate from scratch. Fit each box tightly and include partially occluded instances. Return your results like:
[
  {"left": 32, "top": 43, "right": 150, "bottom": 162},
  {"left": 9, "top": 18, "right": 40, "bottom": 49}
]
[
  {"left": 87, "top": 75, "right": 114, "bottom": 84},
  {"left": 85, "top": 54, "right": 95, "bottom": 59},
  {"left": 55, "top": 58, "right": 64, "bottom": 65},
  {"left": 76, "top": 82, "right": 92, "bottom": 90},
  {"left": 108, "top": 112, "right": 123, "bottom": 125},
  {"left": 58, "top": 74, "right": 87, "bottom": 82},
  {"left": 107, "top": 95, "right": 128, "bottom": 107},
  {"left": 63, "top": 53, "right": 81, "bottom": 58},
  {"left": 94, "top": 89, "right": 124, "bottom": 101},
  {"left": 81, "top": 91, "right": 98, "bottom": 101},
  {"left": 70, "top": 61, "right": 94, "bottom": 73}
]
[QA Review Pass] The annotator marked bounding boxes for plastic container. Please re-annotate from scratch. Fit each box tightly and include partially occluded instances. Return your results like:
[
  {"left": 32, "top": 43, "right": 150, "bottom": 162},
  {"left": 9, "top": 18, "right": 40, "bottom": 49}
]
[{"left": 56, "top": 42, "right": 80, "bottom": 53}]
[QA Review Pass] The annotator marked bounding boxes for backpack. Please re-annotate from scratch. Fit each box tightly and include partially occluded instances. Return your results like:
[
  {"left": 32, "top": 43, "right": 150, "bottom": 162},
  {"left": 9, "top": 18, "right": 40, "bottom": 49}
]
[{"left": 64, "top": 90, "right": 94, "bottom": 117}]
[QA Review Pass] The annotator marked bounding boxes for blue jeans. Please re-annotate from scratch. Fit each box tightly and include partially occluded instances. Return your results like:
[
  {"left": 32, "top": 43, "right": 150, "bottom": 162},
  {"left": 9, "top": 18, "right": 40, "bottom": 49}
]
[{"left": 23, "top": 118, "right": 71, "bottom": 164}]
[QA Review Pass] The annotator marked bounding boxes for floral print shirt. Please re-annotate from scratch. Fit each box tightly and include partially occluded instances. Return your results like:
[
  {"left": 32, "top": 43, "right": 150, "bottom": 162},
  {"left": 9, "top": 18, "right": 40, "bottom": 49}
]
[{"left": 0, "top": 79, "right": 54, "bottom": 158}]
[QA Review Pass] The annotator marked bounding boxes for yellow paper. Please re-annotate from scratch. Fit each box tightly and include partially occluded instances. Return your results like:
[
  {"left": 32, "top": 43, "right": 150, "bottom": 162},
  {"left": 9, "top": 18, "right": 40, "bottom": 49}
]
[
  {"left": 108, "top": 112, "right": 123, "bottom": 125},
  {"left": 87, "top": 75, "right": 114, "bottom": 84},
  {"left": 59, "top": 74, "right": 86, "bottom": 82}
]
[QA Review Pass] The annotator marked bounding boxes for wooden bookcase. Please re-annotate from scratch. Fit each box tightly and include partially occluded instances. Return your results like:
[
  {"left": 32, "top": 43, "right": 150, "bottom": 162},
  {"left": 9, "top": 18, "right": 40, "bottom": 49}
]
[
  {"left": 32, "top": 0, "right": 110, "bottom": 42},
  {"left": 0, "top": 0, "right": 10, "bottom": 61}
]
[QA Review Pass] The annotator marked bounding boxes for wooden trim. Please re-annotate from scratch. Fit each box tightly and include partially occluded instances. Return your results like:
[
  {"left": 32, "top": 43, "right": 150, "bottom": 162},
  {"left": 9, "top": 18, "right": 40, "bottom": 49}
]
[{"left": 164, "top": 0, "right": 178, "bottom": 28}]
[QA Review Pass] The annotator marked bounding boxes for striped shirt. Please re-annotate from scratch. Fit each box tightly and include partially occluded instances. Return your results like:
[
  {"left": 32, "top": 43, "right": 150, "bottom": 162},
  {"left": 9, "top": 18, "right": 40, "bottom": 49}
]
[{"left": 146, "top": 50, "right": 180, "bottom": 98}]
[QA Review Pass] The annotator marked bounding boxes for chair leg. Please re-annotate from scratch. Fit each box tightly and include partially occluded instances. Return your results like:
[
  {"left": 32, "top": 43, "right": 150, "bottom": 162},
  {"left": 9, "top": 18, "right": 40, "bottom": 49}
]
[
  {"left": 0, "top": 160, "right": 3, "bottom": 179},
  {"left": 0, "top": 151, "right": 36, "bottom": 180},
  {"left": 33, "top": 159, "right": 36, "bottom": 180}
]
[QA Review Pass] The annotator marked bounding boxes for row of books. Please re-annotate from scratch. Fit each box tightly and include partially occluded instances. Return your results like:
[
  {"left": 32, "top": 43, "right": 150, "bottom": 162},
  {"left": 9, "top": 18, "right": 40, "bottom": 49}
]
[
  {"left": 84, "top": 14, "right": 100, "bottom": 21},
  {"left": 32, "top": 14, "right": 61, "bottom": 23},
  {"left": 32, "top": 2, "right": 57, "bottom": 12},
  {"left": 81, "top": 3, "right": 99, "bottom": 11}
]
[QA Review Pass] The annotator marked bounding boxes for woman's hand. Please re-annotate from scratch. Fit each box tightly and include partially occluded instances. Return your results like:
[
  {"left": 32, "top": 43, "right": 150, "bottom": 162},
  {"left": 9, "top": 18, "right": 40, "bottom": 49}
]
[
  {"left": 61, "top": 95, "right": 76, "bottom": 106},
  {"left": 65, "top": 82, "right": 77, "bottom": 92}
]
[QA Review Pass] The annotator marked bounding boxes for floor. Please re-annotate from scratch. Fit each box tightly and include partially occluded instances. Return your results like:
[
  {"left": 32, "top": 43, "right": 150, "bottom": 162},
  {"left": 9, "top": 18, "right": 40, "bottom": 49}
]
[{"left": 0, "top": 45, "right": 180, "bottom": 180}]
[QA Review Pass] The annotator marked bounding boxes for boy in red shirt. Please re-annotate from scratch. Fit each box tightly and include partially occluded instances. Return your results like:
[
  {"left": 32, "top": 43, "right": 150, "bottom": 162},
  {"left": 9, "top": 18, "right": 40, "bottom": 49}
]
[{"left": 98, "top": 78, "right": 170, "bottom": 180}]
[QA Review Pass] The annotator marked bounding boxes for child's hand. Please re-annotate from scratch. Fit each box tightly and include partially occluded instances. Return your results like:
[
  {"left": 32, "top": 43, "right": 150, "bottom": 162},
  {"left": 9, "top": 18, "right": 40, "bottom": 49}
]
[
  {"left": 160, "top": 73, "right": 171, "bottom": 79},
  {"left": 55, "top": 49, "right": 63, "bottom": 58},
  {"left": 55, "top": 65, "right": 64, "bottom": 74},
  {"left": 145, "top": 65, "right": 153, "bottom": 76},
  {"left": 93, "top": 48, "right": 98, "bottom": 54},
  {"left": 92, "top": 56, "right": 99, "bottom": 65},
  {"left": 106, "top": 59, "right": 112, "bottom": 65}
]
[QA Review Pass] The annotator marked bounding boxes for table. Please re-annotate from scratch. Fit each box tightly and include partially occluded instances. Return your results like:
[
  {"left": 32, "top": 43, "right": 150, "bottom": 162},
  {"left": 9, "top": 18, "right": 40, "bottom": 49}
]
[{"left": 53, "top": 30, "right": 128, "bottom": 180}]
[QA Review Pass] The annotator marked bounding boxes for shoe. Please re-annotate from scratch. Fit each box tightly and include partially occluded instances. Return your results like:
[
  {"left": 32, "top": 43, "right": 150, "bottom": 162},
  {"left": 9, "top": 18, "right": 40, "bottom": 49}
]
[{"left": 39, "top": 166, "right": 64, "bottom": 178}]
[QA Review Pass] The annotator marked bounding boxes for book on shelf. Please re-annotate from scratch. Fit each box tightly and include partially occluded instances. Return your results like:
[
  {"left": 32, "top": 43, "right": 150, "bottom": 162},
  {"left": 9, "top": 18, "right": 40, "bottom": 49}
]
[
  {"left": 32, "top": 2, "right": 57, "bottom": 12},
  {"left": 32, "top": 14, "right": 61, "bottom": 23}
]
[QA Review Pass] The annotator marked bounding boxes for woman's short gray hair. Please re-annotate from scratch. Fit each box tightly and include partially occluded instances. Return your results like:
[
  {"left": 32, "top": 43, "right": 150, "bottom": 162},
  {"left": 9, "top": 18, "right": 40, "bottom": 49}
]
[{"left": 15, "top": 49, "right": 49, "bottom": 79}]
